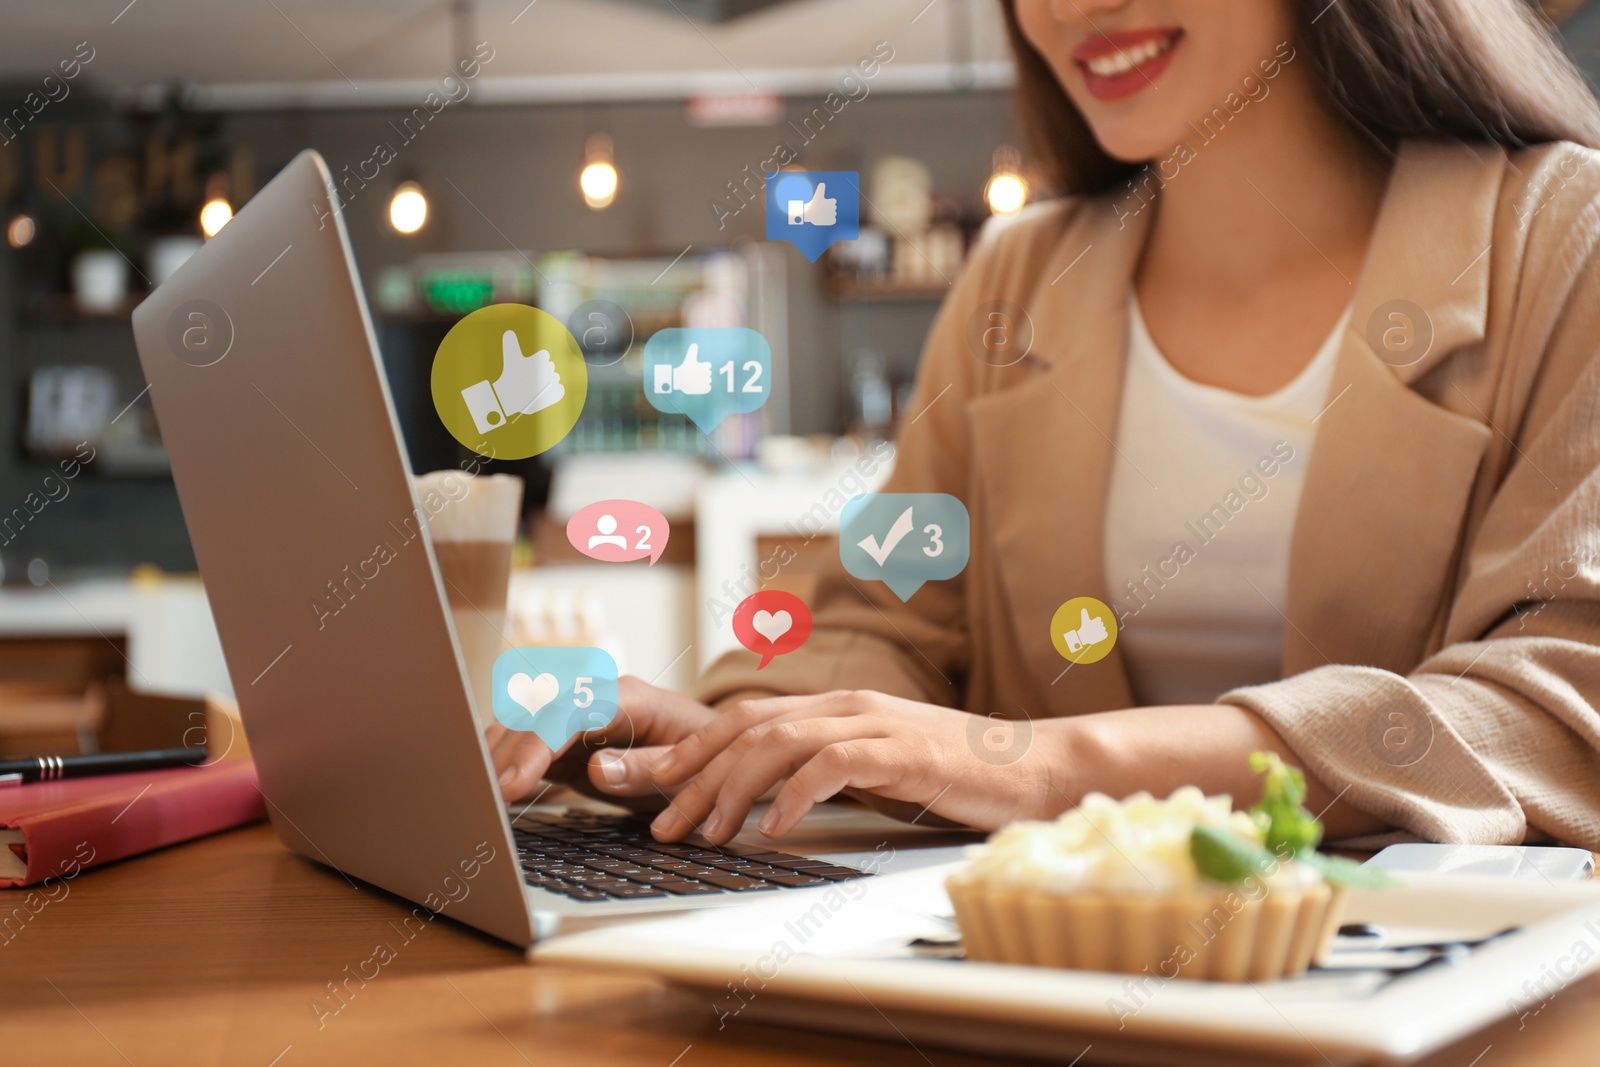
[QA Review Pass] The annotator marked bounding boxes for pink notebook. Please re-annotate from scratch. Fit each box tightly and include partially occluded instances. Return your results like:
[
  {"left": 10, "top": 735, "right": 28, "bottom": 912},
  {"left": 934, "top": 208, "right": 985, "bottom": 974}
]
[{"left": 0, "top": 762, "right": 265, "bottom": 887}]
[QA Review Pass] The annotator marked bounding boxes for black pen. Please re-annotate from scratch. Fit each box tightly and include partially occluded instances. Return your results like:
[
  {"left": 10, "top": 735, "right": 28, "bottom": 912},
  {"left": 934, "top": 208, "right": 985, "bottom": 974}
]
[{"left": 0, "top": 748, "right": 207, "bottom": 786}]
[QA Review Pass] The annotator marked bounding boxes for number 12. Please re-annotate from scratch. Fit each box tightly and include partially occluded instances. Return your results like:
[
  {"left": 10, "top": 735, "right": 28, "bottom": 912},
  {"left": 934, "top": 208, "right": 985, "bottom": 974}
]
[{"left": 718, "top": 361, "right": 764, "bottom": 394}]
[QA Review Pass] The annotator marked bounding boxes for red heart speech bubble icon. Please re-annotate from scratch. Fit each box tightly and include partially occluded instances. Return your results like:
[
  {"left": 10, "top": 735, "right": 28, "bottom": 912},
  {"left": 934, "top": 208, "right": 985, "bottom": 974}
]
[{"left": 731, "top": 590, "right": 813, "bottom": 670}]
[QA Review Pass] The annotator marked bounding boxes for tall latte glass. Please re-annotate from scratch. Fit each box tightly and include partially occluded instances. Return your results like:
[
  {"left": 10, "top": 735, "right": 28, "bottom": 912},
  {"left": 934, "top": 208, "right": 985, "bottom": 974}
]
[{"left": 415, "top": 471, "right": 523, "bottom": 727}]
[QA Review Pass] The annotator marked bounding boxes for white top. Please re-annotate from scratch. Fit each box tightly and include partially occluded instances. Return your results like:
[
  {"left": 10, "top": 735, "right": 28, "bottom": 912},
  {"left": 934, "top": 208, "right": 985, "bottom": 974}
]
[{"left": 1101, "top": 296, "right": 1346, "bottom": 706}]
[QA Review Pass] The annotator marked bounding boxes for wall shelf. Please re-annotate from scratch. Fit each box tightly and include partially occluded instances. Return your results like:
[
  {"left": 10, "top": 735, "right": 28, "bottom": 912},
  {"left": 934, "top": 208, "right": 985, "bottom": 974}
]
[
  {"left": 23, "top": 294, "right": 148, "bottom": 326},
  {"left": 827, "top": 275, "right": 951, "bottom": 303}
]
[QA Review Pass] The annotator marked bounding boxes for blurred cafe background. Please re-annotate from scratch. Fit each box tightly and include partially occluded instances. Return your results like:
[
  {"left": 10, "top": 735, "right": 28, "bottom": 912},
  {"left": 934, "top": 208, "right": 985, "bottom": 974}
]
[{"left": 0, "top": 0, "right": 1595, "bottom": 751}]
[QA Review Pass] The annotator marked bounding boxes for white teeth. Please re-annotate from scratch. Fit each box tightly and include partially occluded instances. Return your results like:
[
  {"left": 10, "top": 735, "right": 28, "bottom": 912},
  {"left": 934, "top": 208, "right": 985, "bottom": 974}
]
[{"left": 1084, "top": 35, "right": 1174, "bottom": 77}]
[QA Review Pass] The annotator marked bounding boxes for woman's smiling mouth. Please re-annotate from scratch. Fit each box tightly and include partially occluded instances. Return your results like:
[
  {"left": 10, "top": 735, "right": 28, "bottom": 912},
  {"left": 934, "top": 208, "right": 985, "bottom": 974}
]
[{"left": 1074, "top": 27, "right": 1184, "bottom": 101}]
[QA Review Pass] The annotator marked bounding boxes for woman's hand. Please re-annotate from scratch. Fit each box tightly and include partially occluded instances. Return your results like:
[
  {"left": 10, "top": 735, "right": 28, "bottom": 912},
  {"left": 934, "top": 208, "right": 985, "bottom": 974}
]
[
  {"left": 487, "top": 675, "right": 718, "bottom": 807},
  {"left": 647, "top": 690, "right": 1068, "bottom": 844}
]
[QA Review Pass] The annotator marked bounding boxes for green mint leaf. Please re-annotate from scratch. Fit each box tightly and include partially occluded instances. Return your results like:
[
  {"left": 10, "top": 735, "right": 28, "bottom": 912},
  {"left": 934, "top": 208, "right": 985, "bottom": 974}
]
[
  {"left": 1249, "top": 751, "right": 1306, "bottom": 808},
  {"left": 1249, "top": 751, "right": 1323, "bottom": 857},
  {"left": 1298, "top": 850, "right": 1402, "bottom": 889},
  {"left": 1190, "top": 824, "right": 1277, "bottom": 885}
]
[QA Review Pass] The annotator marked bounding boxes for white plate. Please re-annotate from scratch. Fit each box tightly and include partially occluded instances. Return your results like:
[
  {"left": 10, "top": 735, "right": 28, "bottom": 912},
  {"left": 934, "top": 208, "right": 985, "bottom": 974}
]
[{"left": 531, "top": 862, "right": 1600, "bottom": 1065}]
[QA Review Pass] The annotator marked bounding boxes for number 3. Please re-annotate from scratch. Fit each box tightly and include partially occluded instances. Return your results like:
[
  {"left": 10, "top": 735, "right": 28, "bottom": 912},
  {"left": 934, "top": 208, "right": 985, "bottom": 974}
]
[{"left": 923, "top": 524, "right": 943, "bottom": 557}]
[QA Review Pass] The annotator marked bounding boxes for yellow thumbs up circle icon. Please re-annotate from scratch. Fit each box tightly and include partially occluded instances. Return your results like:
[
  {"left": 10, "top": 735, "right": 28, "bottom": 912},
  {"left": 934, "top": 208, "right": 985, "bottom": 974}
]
[
  {"left": 430, "top": 304, "right": 587, "bottom": 459},
  {"left": 1050, "top": 596, "right": 1118, "bottom": 665}
]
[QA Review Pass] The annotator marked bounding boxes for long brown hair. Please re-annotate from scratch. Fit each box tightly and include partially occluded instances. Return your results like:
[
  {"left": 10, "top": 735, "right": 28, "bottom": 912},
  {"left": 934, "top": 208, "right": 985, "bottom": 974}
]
[{"left": 999, "top": 0, "right": 1600, "bottom": 195}]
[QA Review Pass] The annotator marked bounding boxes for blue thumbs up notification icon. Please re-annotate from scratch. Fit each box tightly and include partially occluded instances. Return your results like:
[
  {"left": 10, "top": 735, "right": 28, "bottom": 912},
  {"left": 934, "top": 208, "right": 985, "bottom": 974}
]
[{"left": 766, "top": 171, "right": 859, "bottom": 262}]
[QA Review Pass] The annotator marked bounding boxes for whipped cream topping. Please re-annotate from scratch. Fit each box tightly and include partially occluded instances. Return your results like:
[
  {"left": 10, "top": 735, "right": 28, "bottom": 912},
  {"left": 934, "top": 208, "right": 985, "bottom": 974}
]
[{"left": 951, "top": 787, "right": 1315, "bottom": 894}]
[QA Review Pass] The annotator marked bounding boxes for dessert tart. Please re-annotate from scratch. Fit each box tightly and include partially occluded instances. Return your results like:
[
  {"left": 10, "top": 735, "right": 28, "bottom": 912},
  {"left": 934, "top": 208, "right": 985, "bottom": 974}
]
[{"left": 947, "top": 753, "right": 1384, "bottom": 981}]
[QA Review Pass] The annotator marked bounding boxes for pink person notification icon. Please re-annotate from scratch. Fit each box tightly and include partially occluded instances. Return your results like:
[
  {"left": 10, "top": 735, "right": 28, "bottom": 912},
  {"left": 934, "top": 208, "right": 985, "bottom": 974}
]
[
  {"left": 566, "top": 499, "right": 669, "bottom": 564},
  {"left": 731, "top": 590, "right": 813, "bottom": 670}
]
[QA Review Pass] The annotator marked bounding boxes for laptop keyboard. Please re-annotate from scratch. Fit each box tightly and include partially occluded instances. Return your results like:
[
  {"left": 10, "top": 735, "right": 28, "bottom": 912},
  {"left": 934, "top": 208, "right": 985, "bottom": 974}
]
[{"left": 514, "top": 810, "right": 872, "bottom": 902}]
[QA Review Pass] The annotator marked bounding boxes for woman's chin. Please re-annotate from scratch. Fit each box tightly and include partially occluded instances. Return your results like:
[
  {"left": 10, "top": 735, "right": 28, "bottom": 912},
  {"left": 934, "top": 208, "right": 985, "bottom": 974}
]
[{"left": 1082, "top": 121, "right": 1193, "bottom": 169}]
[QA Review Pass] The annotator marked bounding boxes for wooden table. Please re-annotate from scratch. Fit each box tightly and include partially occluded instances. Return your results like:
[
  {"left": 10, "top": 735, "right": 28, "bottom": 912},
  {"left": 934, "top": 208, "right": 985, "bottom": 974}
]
[{"left": 3, "top": 823, "right": 1598, "bottom": 1066}]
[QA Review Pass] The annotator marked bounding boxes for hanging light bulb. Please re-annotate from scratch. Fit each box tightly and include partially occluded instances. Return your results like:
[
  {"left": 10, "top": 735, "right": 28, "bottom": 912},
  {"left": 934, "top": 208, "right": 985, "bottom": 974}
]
[
  {"left": 389, "top": 180, "right": 428, "bottom": 234},
  {"left": 984, "top": 145, "right": 1029, "bottom": 216},
  {"left": 579, "top": 133, "right": 618, "bottom": 210},
  {"left": 199, "top": 172, "right": 233, "bottom": 238},
  {"left": 6, "top": 213, "right": 36, "bottom": 248}
]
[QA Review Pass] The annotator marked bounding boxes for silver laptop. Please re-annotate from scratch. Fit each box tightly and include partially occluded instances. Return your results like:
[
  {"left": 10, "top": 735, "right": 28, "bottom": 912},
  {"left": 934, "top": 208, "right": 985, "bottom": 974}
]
[{"left": 130, "top": 149, "right": 964, "bottom": 948}]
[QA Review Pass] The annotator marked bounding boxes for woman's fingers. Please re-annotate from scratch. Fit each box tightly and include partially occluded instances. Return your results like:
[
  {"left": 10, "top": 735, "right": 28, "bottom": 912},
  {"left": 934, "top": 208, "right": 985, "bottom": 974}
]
[
  {"left": 697, "top": 719, "right": 891, "bottom": 840},
  {"left": 650, "top": 716, "right": 882, "bottom": 843},
  {"left": 651, "top": 690, "right": 858, "bottom": 787},
  {"left": 646, "top": 698, "right": 787, "bottom": 787},
  {"left": 494, "top": 732, "right": 561, "bottom": 801},
  {"left": 485, "top": 675, "right": 719, "bottom": 802},
  {"left": 487, "top": 722, "right": 560, "bottom": 792},
  {"left": 759, "top": 739, "right": 907, "bottom": 838},
  {"left": 613, "top": 674, "right": 720, "bottom": 746},
  {"left": 586, "top": 744, "right": 674, "bottom": 797},
  {"left": 486, "top": 721, "right": 520, "bottom": 769}
]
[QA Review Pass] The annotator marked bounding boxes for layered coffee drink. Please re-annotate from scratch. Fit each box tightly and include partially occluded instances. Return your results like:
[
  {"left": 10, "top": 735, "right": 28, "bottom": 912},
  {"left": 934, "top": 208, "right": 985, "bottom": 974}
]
[{"left": 414, "top": 471, "right": 523, "bottom": 726}]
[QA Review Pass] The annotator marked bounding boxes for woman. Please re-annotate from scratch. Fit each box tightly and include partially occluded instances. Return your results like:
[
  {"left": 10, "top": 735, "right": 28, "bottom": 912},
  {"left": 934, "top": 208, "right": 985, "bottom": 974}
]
[{"left": 491, "top": 0, "right": 1600, "bottom": 849}]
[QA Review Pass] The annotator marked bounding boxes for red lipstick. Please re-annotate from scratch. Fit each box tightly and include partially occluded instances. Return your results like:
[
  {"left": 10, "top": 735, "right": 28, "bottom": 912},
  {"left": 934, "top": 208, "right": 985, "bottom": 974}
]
[{"left": 1073, "top": 27, "right": 1183, "bottom": 101}]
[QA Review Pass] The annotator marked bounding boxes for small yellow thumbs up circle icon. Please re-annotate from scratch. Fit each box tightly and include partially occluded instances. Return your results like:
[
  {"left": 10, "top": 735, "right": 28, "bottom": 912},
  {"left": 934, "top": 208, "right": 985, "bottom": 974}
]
[{"left": 1050, "top": 596, "right": 1118, "bottom": 665}]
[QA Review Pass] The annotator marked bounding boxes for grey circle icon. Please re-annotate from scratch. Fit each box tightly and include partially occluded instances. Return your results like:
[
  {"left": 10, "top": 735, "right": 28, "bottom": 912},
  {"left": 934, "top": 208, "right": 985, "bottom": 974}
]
[
  {"left": 965, "top": 710, "right": 1033, "bottom": 767},
  {"left": 1364, "top": 299, "right": 1433, "bottom": 368},
  {"left": 966, "top": 300, "right": 1034, "bottom": 368},
  {"left": 166, "top": 299, "right": 235, "bottom": 368},
  {"left": 567, "top": 299, "right": 635, "bottom": 369},
  {"left": 1365, "top": 704, "right": 1434, "bottom": 768}
]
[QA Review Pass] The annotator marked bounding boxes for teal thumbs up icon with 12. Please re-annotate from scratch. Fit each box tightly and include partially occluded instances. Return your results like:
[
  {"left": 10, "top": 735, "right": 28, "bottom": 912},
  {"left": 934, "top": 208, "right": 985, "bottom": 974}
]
[{"left": 642, "top": 327, "right": 771, "bottom": 434}]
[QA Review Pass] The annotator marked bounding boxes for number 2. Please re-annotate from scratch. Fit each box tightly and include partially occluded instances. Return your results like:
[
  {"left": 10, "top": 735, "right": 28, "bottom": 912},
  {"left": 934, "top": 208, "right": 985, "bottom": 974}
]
[
  {"left": 574, "top": 677, "right": 594, "bottom": 708},
  {"left": 923, "top": 524, "right": 943, "bottom": 557},
  {"left": 634, "top": 525, "right": 652, "bottom": 551}
]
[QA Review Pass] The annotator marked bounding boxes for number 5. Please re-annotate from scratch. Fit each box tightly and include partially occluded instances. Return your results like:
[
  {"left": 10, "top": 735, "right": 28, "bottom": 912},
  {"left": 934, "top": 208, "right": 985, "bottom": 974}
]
[{"left": 574, "top": 677, "right": 594, "bottom": 708}]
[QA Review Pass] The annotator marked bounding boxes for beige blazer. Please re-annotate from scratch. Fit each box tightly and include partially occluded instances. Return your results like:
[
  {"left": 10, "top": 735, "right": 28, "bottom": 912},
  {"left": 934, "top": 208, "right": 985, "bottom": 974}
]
[{"left": 699, "top": 140, "right": 1600, "bottom": 848}]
